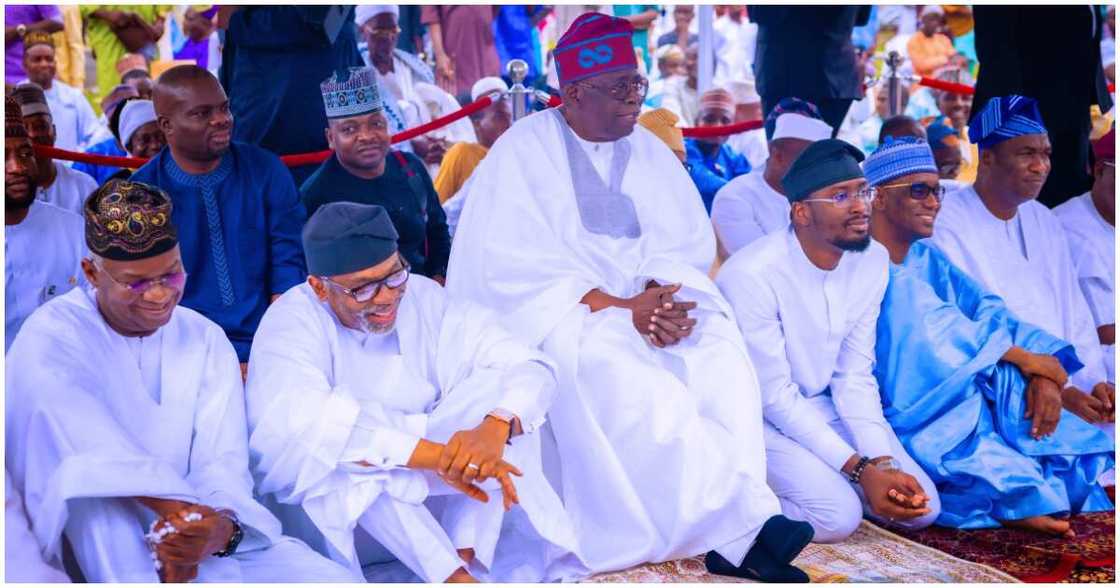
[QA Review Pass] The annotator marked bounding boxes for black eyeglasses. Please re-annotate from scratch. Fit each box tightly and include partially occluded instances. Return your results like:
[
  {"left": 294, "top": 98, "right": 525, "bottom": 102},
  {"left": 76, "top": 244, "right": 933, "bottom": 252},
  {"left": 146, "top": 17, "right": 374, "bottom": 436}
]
[
  {"left": 877, "top": 181, "right": 946, "bottom": 201},
  {"left": 321, "top": 261, "right": 411, "bottom": 303},
  {"left": 579, "top": 76, "right": 649, "bottom": 101}
]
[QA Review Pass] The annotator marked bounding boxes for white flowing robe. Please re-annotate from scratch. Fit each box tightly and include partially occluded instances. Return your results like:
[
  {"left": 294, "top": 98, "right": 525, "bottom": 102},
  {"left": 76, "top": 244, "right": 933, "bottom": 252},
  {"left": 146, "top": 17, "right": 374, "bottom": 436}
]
[
  {"left": 446, "top": 109, "right": 781, "bottom": 573},
  {"left": 1054, "top": 193, "right": 1115, "bottom": 383},
  {"left": 710, "top": 164, "right": 790, "bottom": 257},
  {"left": 246, "top": 279, "right": 585, "bottom": 582},
  {"left": 931, "top": 186, "right": 1110, "bottom": 391},
  {"left": 5, "top": 288, "right": 352, "bottom": 583},
  {"left": 37, "top": 161, "right": 97, "bottom": 215},
  {"left": 5, "top": 471, "right": 69, "bottom": 582}
]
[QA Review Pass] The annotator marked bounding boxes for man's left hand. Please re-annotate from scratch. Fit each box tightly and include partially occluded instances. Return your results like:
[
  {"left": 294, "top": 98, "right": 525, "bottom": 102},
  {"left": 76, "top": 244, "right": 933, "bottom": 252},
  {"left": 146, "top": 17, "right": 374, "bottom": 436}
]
[
  {"left": 1091, "top": 382, "right": 1115, "bottom": 422},
  {"left": 645, "top": 280, "right": 698, "bottom": 346},
  {"left": 1025, "top": 376, "right": 1063, "bottom": 439},
  {"left": 438, "top": 417, "right": 510, "bottom": 484},
  {"left": 153, "top": 505, "right": 235, "bottom": 567}
]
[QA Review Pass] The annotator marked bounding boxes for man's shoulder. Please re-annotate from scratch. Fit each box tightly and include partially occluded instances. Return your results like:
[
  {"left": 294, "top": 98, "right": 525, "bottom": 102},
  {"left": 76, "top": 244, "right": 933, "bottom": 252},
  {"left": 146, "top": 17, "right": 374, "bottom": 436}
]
[
  {"left": 1050, "top": 192, "right": 1090, "bottom": 224},
  {"left": 229, "top": 141, "right": 288, "bottom": 172},
  {"left": 168, "top": 303, "right": 231, "bottom": 342},
  {"left": 32, "top": 200, "right": 85, "bottom": 230},
  {"left": 714, "top": 169, "right": 766, "bottom": 203},
  {"left": 722, "top": 228, "right": 788, "bottom": 273},
  {"left": 1019, "top": 197, "right": 1065, "bottom": 230},
  {"left": 59, "top": 161, "right": 98, "bottom": 189}
]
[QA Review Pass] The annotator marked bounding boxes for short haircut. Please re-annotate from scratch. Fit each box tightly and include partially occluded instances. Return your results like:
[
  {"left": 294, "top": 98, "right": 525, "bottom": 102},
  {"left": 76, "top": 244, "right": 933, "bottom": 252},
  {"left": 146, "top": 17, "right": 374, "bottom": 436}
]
[{"left": 879, "top": 115, "right": 923, "bottom": 144}]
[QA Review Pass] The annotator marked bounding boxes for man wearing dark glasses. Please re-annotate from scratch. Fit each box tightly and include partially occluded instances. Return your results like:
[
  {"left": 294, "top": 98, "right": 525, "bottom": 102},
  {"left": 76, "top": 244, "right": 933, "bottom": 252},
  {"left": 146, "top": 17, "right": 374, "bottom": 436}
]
[
  {"left": 246, "top": 202, "right": 583, "bottom": 583},
  {"left": 717, "top": 138, "right": 940, "bottom": 548},
  {"left": 6, "top": 180, "right": 354, "bottom": 583},
  {"left": 866, "top": 136, "right": 1115, "bottom": 537}
]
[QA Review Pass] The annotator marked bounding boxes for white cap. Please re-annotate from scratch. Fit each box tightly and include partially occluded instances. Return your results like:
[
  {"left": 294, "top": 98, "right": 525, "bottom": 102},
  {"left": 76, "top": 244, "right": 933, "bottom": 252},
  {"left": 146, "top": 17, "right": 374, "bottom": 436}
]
[
  {"left": 119, "top": 99, "right": 157, "bottom": 148},
  {"left": 470, "top": 77, "right": 509, "bottom": 102},
  {"left": 726, "top": 80, "right": 760, "bottom": 105},
  {"left": 922, "top": 5, "right": 945, "bottom": 17},
  {"left": 355, "top": 5, "right": 399, "bottom": 27},
  {"left": 772, "top": 113, "right": 833, "bottom": 142}
]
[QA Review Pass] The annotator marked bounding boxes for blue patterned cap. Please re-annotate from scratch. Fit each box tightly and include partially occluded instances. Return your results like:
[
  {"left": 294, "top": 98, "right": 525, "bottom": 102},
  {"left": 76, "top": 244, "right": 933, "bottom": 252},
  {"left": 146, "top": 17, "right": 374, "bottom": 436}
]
[
  {"left": 320, "top": 67, "right": 382, "bottom": 120},
  {"left": 925, "top": 118, "right": 959, "bottom": 150},
  {"left": 863, "top": 136, "right": 938, "bottom": 187},
  {"left": 967, "top": 95, "right": 1047, "bottom": 150},
  {"left": 764, "top": 97, "right": 823, "bottom": 140}
]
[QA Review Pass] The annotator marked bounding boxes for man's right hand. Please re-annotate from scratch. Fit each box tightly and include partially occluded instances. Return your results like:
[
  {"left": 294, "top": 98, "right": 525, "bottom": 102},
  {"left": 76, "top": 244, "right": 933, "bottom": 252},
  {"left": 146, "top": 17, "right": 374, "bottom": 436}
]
[
  {"left": 435, "top": 54, "right": 456, "bottom": 93},
  {"left": 1005, "top": 347, "right": 1068, "bottom": 386},
  {"left": 1025, "top": 376, "right": 1063, "bottom": 439},
  {"left": 627, "top": 283, "right": 697, "bottom": 348},
  {"left": 858, "top": 465, "right": 931, "bottom": 521}
]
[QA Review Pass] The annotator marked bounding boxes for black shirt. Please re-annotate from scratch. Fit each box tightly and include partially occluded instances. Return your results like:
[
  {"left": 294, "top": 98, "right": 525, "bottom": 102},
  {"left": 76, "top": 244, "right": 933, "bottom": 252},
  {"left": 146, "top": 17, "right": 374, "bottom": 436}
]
[{"left": 300, "top": 152, "right": 451, "bottom": 278}]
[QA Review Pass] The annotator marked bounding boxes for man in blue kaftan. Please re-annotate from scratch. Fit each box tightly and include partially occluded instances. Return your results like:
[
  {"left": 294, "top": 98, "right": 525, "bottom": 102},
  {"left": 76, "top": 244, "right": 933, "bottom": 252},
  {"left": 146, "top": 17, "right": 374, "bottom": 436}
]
[{"left": 865, "top": 137, "right": 1114, "bottom": 536}]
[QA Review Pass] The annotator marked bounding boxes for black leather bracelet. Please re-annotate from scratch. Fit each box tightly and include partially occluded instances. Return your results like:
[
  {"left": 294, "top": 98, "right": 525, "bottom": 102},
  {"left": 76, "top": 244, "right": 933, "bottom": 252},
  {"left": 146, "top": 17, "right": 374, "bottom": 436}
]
[
  {"left": 847, "top": 456, "right": 871, "bottom": 484},
  {"left": 212, "top": 510, "right": 243, "bottom": 558}
]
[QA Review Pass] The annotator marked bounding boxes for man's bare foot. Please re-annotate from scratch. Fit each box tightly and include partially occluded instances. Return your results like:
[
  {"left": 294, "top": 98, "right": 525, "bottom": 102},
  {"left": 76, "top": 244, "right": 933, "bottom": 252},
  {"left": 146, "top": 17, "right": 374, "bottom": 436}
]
[
  {"left": 1001, "top": 515, "right": 1075, "bottom": 538},
  {"left": 446, "top": 567, "right": 478, "bottom": 583},
  {"left": 456, "top": 547, "right": 476, "bottom": 564}
]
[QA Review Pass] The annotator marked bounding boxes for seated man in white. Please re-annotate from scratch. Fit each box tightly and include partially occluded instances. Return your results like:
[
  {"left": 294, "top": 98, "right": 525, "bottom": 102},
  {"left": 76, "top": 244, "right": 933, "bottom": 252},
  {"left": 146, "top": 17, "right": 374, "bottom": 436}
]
[
  {"left": 716, "top": 139, "right": 942, "bottom": 543},
  {"left": 1054, "top": 128, "right": 1115, "bottom": 383},
  {"left": 710, "top": 97, "right": 833, "bottom": 258},
  {"left": 931, "top": 95, "right": 1114, "bottom": 425},
  {"left": 6, "top": 471, "right": 70, "bottom": 582},
  {"left": 447, "top": 13, "right": 813, "bottom": 583},
  {"left": 246, "top": 202, "right": 585, "bottom": 583},
  {"left": 5, "top": 180, "right": 355, "bottom": 583}
]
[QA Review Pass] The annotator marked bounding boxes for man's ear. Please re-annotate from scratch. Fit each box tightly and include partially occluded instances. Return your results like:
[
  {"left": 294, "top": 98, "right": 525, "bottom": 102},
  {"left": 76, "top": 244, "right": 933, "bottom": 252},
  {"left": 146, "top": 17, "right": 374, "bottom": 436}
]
[
  {"left": 80, "top": 258, "right": 99, "bottom": 288},
  {"left": 307, "top": 276, "right": 329, "bottom": 301}
]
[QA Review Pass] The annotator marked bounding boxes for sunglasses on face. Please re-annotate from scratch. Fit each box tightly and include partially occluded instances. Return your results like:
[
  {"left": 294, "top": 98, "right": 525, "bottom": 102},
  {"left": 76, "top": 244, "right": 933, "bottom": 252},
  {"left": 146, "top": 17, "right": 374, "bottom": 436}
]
[
  {"left": 876, "top": 181, "right": 946, "bottom": 201},
  {"left": 321, "top": 261, "right": 411, "bottom": 303},
  {"left": 94, "top": 259, "right": 187, "bottom": 296}
]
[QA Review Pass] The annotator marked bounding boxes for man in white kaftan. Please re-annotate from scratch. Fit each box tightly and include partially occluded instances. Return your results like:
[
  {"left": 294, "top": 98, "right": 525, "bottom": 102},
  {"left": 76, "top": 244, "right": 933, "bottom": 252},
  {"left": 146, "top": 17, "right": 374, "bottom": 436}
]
[
  {"left": 5, "top": 179, "right": 354, "bottom": 584},
  {"left": 19, "top": 33, "right": 103, "bottom": 153},
  {"left": 931, "top": 96, "right": 1115, "bottom": 422},
  {"left": 247, "top": 202, "right": 584, "bottom": 583},
  {"left": 447, "top": 12, "right": 811, "bottom": 583},
  {"left": 6, "top": 471, "right": 70, "bottom": 582},
  {"left": 711, "top": 99, "right": 834, "bottom": 257},
  {"left": 1054, "top": 129, "right": 1115, "bottom": 383},
  {"left": 717, "top": 139, "right": 939, "bottom": 543},
  {"left": 4, "top": 95, "right": 86, "bottom": 351}
]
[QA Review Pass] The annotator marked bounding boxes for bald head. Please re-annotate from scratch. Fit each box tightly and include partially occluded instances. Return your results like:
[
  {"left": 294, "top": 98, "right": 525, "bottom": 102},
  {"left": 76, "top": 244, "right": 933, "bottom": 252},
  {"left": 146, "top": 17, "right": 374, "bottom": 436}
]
[
  {"left": 152, "top": 65, "right": 223, "bottom": 116},
  {"left": 153, "top": 65, "right": 233, "bottom": 167}
]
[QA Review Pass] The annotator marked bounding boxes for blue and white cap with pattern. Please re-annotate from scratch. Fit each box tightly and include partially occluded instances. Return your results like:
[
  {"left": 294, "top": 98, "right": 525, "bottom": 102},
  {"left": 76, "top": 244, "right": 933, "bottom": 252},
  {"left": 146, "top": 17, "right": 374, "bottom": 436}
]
[
  {"left": 967, "top": 94, "right": 1047, "bottom": 150},
  {"left": 320, "top": 67, "right": 382, "bottom": 120},
  {"left": 863, "top": 136, "right": 938, "bottom": 187}
]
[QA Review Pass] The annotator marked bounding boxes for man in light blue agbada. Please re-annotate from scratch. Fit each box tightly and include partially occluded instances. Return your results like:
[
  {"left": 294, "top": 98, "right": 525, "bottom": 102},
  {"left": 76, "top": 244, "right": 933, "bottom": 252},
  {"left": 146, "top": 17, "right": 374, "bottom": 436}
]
[{"left": 866, "top": 136, "right": 1114, "bottom": 537}]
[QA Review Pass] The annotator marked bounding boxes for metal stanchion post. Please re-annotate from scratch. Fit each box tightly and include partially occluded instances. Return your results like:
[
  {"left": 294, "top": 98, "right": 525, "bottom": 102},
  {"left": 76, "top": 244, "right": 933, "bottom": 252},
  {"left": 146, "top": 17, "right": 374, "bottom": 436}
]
[
  {"left": 886, "top": 51, "right": 904, "bottom": 117},
  {"left": 507, "top": 59, "right": 529, "bottom": 121}
]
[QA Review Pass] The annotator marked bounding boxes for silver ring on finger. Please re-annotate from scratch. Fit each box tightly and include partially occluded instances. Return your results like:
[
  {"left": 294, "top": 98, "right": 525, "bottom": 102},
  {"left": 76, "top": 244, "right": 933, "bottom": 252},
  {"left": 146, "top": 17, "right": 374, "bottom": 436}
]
[{"left": 467, "top": 463, "right": 480, "bottom": 471}]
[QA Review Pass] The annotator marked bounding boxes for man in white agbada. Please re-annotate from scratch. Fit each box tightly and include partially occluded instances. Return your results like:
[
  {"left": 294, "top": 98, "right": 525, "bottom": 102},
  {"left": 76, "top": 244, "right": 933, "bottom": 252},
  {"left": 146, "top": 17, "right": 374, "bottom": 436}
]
[
  {"left": 5, "top": 179, "right": 355, "bottom": 583},
  {"left": 446, "top": 12, "right": 814, "bottom": 583},
  {"left": 1054, "top": 128, "right": 1115, "bottom": 383},
  {"left": 4, "top": 96, "right": 85, "bottom": 352},
  {"left": 716, "top": 139, "right": 940, "bottom": 543},
  {"left": 246, "top": 202, "right": 585, "bottom": 583},
  {"left": 19, "top": 32, "right": 102, "bottom": 152},
  {"left": 355, "top": 4, "right": 430, "bottom": 139},
  {"left": 10, "top": 82, "right": 97, "bottom": 214},
  {"left": 724, "top": 80, "right": 769, "bottom": 170},
  {"left": 931, "top": 95, "right": 1115, "bottom": 424},
  {"left": 6, "top": 471, "right": 70, "bottom": 582},
  {"left": 711, "top": 97, "right": 833, "bottom": 258}
]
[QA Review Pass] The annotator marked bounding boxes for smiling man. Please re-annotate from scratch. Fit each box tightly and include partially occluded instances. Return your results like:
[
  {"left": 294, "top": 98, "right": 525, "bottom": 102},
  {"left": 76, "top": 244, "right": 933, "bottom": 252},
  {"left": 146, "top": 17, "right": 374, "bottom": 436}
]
[
  {"left": 5, "top": 180, "right": 354, "bottom": 583},
  {"left": 19, "top": 32, "right": 102, "bottom": 152},
  {"left": 301, "top": 66, "right": 450, "bottom": 282},
  {"left": 930, "top": 95, "right": 1114, "bottom": 424},
  {"left": 449, "top": 13, "right": 808, "bottom": 582},
  {"left": 716, "top": 139, "right": 941, "bottom": 545},
  {"left": 130, "top": 65, "right": 307, "bottom": 367},
  {"left": 865, "top": 136, "right": 1114, "bottom": 537},
  {"left": 247, "top": 202, "right": 584, "bottom": 582}
]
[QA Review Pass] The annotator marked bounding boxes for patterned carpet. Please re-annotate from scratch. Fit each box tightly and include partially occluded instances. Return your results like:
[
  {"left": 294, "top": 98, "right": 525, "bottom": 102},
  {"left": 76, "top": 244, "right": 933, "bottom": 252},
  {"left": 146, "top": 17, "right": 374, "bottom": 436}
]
[
  {"left": 585, "top": 521, "right": 1018, "bottom": 583},
  {"left": 892, "top": 511, "right": 1116, "bottom": 583}
]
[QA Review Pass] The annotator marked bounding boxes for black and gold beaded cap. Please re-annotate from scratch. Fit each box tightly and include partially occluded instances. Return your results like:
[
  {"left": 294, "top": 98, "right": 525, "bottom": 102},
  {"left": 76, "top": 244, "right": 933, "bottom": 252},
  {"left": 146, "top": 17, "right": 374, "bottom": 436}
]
[{"left": 84, "top": 180, "right": 178, "bottom": 261}]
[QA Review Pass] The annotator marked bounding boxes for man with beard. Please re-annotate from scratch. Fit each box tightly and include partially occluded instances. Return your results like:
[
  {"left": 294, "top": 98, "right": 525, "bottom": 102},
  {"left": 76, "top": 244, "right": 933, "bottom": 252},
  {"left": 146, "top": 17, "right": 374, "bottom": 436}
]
[
  {"left": 716, "top": 139, "right": 940, "bottom": 544},
  {"left": 130, "top": 65, "right": 307, "bottom": 368},
  {"left": 10, "top": 82, "right": 97, "bottom": 215},
  {"left": 247, "top": 202, "right": 585, "bottom": 582},
  {"left": 685, "top": 88, "right": 752, "bottom": 213},
  {"left": 865, "top": 137, "right": 1114, "bottom": 536},
  {"left": 301, "top": 66, "right": 450, "bottom": 283},
  {"left": 448, "top": 13, "right": 810, "bottom": 582},
  {"left": 3, "top": 95, "right": 85, "bottom": 351},
  {"left": 5, "top": 180, "right": 356, "bottom": 583},
  {"left": 17, "top": 31, "right": 100, "bottom": 152},
  {"left": 930, "top": 95, "right": 1114, "bottom": 421},
  {"left": 356, "top": 4, "right": 432, "bottom": 139}
]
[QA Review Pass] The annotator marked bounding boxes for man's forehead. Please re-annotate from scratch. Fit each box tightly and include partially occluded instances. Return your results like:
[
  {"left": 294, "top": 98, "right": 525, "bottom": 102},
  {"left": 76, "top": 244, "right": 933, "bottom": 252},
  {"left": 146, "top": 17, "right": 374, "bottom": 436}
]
[
  {"left": 5, "top": 137, "right": 33, "bottom": 150},
  {"left": 25, "top": 45, "right": 54, "bottom": 57}
]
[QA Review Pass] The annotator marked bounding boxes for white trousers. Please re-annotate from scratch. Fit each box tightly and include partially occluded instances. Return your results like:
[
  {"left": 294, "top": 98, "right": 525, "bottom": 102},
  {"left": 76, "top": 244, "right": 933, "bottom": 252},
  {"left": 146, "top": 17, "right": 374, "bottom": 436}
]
[
  {"left": 764, "top": 420, "right": 942, "bottom": 543},
  {"left": 63, "top": 497, "right": 356, "bottom": 582}
]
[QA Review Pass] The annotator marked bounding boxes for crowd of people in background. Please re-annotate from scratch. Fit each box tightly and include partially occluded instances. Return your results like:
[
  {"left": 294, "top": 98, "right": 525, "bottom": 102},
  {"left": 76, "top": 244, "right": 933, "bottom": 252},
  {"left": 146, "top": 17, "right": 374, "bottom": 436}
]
[{"left": 3, "top": 4, "right": 1116, "bottom": 585}]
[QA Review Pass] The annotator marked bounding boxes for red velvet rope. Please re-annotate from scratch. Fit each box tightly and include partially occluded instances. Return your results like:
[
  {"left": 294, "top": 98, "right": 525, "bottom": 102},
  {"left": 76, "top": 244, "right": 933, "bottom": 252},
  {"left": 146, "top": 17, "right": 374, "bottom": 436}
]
[{"left": 914, "top": 76, "right": 975, "bottom": 95}]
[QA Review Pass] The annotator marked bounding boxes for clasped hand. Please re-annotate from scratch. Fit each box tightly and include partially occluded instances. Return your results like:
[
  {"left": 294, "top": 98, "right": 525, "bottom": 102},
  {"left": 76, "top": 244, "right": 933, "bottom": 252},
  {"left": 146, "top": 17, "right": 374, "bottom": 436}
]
[
  {"left": 137, "top": 498, "right": 234, "bottom": 583},
  {"left": 628, "top": 282, "right": 698, "bottom": 348},
  {"left": 436, "top": 418, "right": 522, "bottom": 511}
]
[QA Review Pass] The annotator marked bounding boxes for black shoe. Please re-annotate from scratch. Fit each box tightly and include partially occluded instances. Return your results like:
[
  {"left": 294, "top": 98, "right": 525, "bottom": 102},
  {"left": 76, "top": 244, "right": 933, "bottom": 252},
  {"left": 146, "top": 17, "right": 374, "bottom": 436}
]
[
  {"left": 757, "top": 514, "right": 815, "bottom": 564},
  {"left": 704, "top": 548, "right": 811, "bottom": 583}
]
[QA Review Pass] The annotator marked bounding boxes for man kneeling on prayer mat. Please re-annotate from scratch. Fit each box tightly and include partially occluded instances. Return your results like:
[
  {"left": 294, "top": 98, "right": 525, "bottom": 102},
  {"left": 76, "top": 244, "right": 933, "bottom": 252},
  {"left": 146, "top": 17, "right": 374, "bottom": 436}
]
[
  {"left": 930, "top": 95, "right": 1115, "bottom": 427},
  {"left": 246, "top": 202, "right": 586, "bottom": 582},
  {"left": 716, "top": 139, "right": 941, "bottom": 544},
  {"left": 4, "top": 180, "right": 355, "bottom": 583},
  {"left": 864, "top": 137, "right": 1114, "bottom": 536},
  {"left": 447, "top": 12, "right": 813, "bottom": 582}
]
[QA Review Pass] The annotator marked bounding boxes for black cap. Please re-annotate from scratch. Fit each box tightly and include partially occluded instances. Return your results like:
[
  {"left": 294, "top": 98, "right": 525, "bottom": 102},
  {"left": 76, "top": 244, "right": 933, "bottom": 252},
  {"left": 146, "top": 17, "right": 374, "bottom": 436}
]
[
  {"left": 302, "top": 202, "right": 400, "bottom": 277},
  {"left": 781, "top": 139, "right": 866, "bottom": 202}
]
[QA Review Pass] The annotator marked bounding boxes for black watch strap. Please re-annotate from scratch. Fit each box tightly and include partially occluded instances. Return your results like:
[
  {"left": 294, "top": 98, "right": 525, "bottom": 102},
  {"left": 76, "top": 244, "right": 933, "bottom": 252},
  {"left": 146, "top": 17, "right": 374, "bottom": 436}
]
[{"left": 212, "top": 510, "right": 243, "bottom": 558}]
